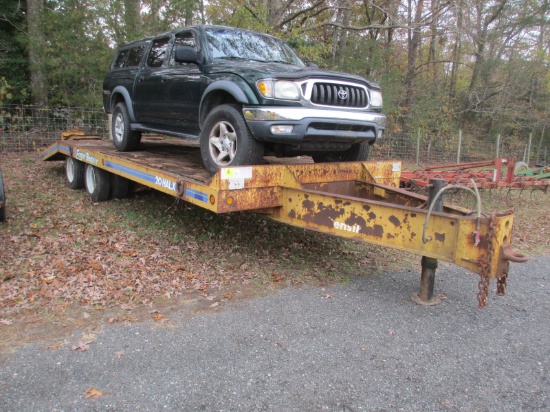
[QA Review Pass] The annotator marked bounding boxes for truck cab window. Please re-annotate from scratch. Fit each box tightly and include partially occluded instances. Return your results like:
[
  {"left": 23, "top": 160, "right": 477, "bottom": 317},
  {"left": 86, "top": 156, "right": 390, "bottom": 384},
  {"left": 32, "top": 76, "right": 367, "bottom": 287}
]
[{"left": 147, "top": 37, "right": 170, "bottom": 68}]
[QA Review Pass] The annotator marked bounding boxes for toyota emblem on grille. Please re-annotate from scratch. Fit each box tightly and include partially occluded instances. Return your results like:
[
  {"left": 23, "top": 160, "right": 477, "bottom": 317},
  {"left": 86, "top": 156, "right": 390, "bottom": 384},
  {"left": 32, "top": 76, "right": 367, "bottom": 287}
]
[{"left": 338, "top": 89, "right": 348, "bottom": 100}]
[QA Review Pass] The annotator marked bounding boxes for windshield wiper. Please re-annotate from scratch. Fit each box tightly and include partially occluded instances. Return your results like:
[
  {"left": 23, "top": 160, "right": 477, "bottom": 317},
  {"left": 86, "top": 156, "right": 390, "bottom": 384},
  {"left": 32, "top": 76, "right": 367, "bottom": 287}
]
[{"left": 216, "top": 56, "right": 247, "bottom": 61}]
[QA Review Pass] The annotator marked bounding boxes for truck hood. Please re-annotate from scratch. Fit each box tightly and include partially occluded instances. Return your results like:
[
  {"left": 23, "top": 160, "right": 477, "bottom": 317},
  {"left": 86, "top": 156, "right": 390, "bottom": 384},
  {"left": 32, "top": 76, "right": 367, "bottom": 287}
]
[{"left": 207, "top": 61, "right": 381, "bottom": 90}]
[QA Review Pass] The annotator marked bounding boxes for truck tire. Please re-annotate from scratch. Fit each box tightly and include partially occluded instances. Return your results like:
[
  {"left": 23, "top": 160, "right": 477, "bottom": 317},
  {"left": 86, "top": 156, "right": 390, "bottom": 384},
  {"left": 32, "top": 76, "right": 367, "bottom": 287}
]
[
  {"left": 0, "top": 168, "right": 6, "bottom": 222},
  {"left": 312, "top": 142, "right": 370, "bottom": 163},
  {"left": 112, "top": 102, "right": 142, "bottom": 151},
  {"left": 85, "top": 164, "right": 111, "bottom": 202},
  {"left": 200, "top": 104, "right": 264, "bottom": 175},
  {"left": 65, "top": 157, "right": 85, "bottom": 189}
]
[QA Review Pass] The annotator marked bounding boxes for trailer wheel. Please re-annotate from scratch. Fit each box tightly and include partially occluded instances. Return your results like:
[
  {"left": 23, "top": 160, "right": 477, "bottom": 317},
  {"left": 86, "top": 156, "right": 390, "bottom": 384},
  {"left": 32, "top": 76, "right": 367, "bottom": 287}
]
[
  {"left": 65, "top": 157, "right": 85, "bottom": 189},
  {"left": 111, "top": 174, "right": 130, "bottom": 199},
  {"left": 0, "top": 168, "right": 6, "bottom": 222},
  {"left": 85, "top": 165, "right": 111, "bottom": 202},
  {"left": 200, "top": 104, "right": 264, "bottom": 175},
  {"left": 311, "top": 142, "right": 370, "bottom": 163},
  {"left": 112, "top": 102, "right": 142, "bottom": 152}
]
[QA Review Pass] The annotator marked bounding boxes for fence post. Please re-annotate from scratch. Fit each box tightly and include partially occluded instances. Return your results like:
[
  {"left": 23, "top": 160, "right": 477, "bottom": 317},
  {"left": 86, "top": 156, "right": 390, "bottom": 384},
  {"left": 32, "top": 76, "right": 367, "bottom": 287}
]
[
  {"left": 496, "top": 134, "right": 500, "bottom": 158},
  {"left": 416, "top": 128, "right": 420, "bottom": 164},
  {"left": 457, "top": 129, "right": 462, "bottom": 164},
  {"left": 526, "top": 133, "right": 532, "bottom": 166}
]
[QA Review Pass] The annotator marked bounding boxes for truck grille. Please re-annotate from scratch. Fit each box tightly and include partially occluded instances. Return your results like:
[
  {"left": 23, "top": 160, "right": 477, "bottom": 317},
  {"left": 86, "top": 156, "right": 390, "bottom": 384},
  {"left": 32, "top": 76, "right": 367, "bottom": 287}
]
[{"left": 310, "top": 83, "right": 368, "bottom": 108}]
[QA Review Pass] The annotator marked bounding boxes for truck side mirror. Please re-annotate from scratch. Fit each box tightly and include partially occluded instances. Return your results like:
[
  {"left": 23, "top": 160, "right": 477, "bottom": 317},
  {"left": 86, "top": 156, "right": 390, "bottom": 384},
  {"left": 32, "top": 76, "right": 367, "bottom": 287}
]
[
  {"left": 174, "top": 46, "right": 199, "bottom": 64},
  {"left": 306, "top": 61, "right": 319, "bottom": 69}
]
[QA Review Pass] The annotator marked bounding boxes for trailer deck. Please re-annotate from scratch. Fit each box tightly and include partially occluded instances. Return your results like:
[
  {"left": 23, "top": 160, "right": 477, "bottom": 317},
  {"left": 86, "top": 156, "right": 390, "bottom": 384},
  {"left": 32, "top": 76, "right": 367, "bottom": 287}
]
[{"left": 42, "top": 135, "right": 528, "bottom": 307}]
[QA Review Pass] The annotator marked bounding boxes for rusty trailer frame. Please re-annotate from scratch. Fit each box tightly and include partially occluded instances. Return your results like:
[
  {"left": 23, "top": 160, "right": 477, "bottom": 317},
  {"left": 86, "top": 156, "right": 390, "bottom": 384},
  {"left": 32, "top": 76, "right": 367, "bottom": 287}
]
[{"left": 42, "top": 136, "right": 527, "bottom": 307}]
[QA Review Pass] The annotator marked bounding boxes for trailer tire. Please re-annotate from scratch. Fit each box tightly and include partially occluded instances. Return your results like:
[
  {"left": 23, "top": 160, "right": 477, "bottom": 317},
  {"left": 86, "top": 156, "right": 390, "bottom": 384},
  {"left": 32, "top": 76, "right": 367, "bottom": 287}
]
[
  {"left": 0, "top": 168, "right": 6, "bottom": 222},
  {"left": 311, "top": 142, "right": 370, "bottom": 163},
  {"left": 112, "top": 103, "right": 141, "bottom": 152},
  {"left": 65, "top": 157, "right": 85, "bottom": 189},
  {"left": 200, "top": 104, "right": 264, "bottom": 175},
  {"left": 111, "top": 174, "right": 130, "bottom": 199},
  {"left": 85, "top": 165, "right": 111, "bottom": 202}
]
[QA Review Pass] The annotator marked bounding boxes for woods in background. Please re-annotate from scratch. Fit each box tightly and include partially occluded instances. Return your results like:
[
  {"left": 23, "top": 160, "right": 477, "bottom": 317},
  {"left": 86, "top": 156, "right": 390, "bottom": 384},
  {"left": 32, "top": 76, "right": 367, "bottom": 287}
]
[{"left": 1, "top": 0, "right": 548, "bottom": 145}]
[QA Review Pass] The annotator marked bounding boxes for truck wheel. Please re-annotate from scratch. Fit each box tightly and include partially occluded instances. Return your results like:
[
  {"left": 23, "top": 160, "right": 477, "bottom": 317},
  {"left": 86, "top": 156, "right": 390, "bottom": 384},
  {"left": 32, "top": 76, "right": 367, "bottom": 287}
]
[
  {"left": 312, "top": 142, "right": 370, "bottom": 163},
  {"left": 85, "top": 165, "right": 111, "bottom": 202},
  {"left": 112, "top": 102, "right": 141, "bottom": 151},
  {"left": 0, "top": 168, "right": 6, "bottom": 222},
  {"left": 200, "top": 104, "right": 264, "bottom": 175},
  {"left": 65, "top": 157, "right": 85, "bottom": 189}
]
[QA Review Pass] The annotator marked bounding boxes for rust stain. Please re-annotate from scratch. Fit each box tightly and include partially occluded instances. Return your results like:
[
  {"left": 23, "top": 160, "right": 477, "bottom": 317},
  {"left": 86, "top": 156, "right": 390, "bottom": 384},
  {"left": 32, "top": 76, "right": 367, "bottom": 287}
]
[
  {"left": 411, "top": 232, "right": 416, "bottom": 238},
  {"left": 411, "top": 213, "right": 417, "bottom": 218},
  {"left": 288, "top": 209, "right": 296, "bottom": 219},
  {"left": 335, "top": 199, "right": 343, "bottom": 205},
  {"left": 343, "top": 201, "right": 351, "bottom": 206},
  {"left": 363, "top": 205, "right": 371, "bottom": 212},
  {"left": 344, "top": 213, "right": 367, "bottom": 233},
  {"left": 388, "top": 215, "right": 401, "bottom": 227},
  {"left": 302, "top": 199, "right": 315, "bottom": 209},
  {"left": 365, "top": 224, "right": 384, "bottom": 238},
  {"left": 288, "top": 197, "right": 293, "bottom": 203},
  {"left": 450, "top": 221, "right": 455, "bottom": 226},
  {"left": 386, "top": 233, "right": 395, "bottom": 239},
  {"left": 300, "top": 201, "right": 345, "bottom": 229},
  {"left": 435, "top": 232, "right": 446, "bottom": 242},
  {"left": 368, "top": 212, "right": 377, "bottom": 220}
]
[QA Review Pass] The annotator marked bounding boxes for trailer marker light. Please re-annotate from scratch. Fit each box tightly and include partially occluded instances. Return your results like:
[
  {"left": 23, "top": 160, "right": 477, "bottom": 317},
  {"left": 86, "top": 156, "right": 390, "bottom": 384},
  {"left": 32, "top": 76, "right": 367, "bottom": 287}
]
[
  {"left": 210, "top": 195, "right": 216, "bottom": 205},
  {"left": 227, "top": 197, "right": 234, "bottom": 205}
]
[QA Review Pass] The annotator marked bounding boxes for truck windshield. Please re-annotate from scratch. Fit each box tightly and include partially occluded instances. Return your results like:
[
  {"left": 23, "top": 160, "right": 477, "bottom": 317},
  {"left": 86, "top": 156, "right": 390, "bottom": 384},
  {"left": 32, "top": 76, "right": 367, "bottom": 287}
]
[{"left": 205, "top": 28, "right": 305, "bottom": 67}]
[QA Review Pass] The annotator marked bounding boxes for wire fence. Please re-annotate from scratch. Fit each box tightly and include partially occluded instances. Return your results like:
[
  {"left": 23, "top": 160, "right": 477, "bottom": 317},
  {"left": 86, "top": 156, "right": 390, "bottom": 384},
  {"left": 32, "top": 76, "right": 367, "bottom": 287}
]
[{"left": 1, "top": 105, "right": 548, "bottom": 166}]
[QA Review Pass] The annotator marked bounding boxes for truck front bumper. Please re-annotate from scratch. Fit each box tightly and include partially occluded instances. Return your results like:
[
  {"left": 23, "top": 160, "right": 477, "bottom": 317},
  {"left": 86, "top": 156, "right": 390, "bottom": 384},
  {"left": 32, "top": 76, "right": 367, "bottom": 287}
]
[{"left": 243, "top": 107, "right": 386, "bottom": 146}]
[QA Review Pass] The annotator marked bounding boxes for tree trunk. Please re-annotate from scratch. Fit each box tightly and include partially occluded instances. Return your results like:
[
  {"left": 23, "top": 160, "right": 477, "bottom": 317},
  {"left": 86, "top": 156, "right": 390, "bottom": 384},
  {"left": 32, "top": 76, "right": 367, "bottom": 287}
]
[
  {"left": 404, "top": 0, "right": 424, "bottom": 113},
  {"left": 124, "top": 0, "right": 142, "bottom": 41},
  {"left": 27, "top": 0, "right": 48, "bottom": 106}
]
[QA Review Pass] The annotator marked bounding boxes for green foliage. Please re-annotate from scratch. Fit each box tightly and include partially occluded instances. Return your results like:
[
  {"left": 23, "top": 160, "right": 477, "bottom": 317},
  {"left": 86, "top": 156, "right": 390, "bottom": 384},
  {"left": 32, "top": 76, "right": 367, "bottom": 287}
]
[
  {"left": 41, "top": 0, "right": 113, "bottom": 107},
  {"left": 0, "top": 0, "right": 29, "bottom": 103}
]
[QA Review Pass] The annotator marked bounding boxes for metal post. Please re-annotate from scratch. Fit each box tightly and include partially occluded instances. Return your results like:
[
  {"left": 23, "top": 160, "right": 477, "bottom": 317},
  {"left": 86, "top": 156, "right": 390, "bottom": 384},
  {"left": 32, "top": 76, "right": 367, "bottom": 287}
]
[
  {"left": 496, "top": 134, "right": 500, "bottom": 158},
  {"left": 526, "top": 133, "right": 532, "bottom": 167},
  {"left": 416, "top": 128, "right": 421, "bottom": 164},
  {"left": 457, "top": 130, "right": 462, "bottom": 164},
  {"left": 412, "top": 178, "right": 445, "bottom": 306}
]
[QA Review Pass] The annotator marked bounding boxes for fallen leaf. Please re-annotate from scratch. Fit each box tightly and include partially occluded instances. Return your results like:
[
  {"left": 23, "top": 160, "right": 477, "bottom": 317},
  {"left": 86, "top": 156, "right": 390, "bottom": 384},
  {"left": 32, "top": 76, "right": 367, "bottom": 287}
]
[
  {"left": 84, "top": 388, "right": 104, "bottom": 399},
  {"left": 0, "top": 319, "right": 13, "bottom": 325},
  {"left": 152, "top": 313, "right": 165, "bottom": 321},
  {"left": 44, "top": 342, "right": 65, "bottom": 350},
  {"left": 71, "top": 341, "right": 93, "bottom": 352},
  {"left": 321, "top": 293, "right": 334, "bottom": 299},
  {"left": 271, "top": 273, "right": 284, "bottom": 282},
  {"left": 209, "top": 302, "right": 220, "bottom": 308},
  {"left": 114, "top": 351, "right": 124, "bottom": 359}
]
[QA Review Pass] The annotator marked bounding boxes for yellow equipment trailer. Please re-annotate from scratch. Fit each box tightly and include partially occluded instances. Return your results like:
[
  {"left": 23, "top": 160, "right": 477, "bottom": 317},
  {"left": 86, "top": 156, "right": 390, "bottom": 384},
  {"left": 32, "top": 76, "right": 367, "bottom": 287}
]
[{"left": 42, "top": 135, "right": 527, "bottom": 308}]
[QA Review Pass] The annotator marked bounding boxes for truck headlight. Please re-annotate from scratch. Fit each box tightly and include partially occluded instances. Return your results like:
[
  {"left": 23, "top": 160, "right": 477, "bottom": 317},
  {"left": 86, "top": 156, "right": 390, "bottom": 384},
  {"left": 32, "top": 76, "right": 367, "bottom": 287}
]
[
  {"left": 370, "top": 90, "right": 383, "bottom": 108},
  {"left": 257, "top": 80, "right": 301, "bottom": 101}
]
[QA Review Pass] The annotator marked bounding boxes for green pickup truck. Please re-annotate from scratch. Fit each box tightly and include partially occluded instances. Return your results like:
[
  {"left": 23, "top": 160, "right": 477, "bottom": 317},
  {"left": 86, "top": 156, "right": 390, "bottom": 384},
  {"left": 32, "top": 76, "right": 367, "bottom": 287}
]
[{"left": 103, "top": 25, "right": 387, "bottom": 174}]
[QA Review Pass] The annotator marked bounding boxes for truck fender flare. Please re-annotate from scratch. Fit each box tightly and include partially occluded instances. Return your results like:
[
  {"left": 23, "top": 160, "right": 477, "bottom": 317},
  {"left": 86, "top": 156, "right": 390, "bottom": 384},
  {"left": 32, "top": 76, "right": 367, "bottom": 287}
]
[
  {"left": 110, "top": 86, "right": 137, "bottom": 122},
  {"left": 199, "top": 80, "right": 258, "bottom": 127}
]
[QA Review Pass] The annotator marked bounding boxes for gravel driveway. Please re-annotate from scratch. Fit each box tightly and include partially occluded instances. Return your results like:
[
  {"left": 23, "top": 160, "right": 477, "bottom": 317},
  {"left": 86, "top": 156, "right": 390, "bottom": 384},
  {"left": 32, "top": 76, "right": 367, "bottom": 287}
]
[{"left": 0, "top": 256, "right": 548, "bottom": 411}]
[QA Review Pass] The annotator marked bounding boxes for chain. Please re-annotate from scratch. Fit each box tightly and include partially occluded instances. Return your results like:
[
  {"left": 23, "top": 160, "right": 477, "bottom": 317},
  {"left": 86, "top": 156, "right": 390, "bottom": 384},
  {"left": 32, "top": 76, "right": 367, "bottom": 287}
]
[{"left": 477, "top": 213, "right": 495, "bottom": 309}]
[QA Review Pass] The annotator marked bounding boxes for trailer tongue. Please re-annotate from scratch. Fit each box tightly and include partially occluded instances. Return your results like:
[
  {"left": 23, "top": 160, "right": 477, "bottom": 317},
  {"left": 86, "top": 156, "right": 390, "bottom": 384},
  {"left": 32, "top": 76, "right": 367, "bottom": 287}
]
[{"left": 42, "top": 135, "right": 527, "bottom": 308}]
